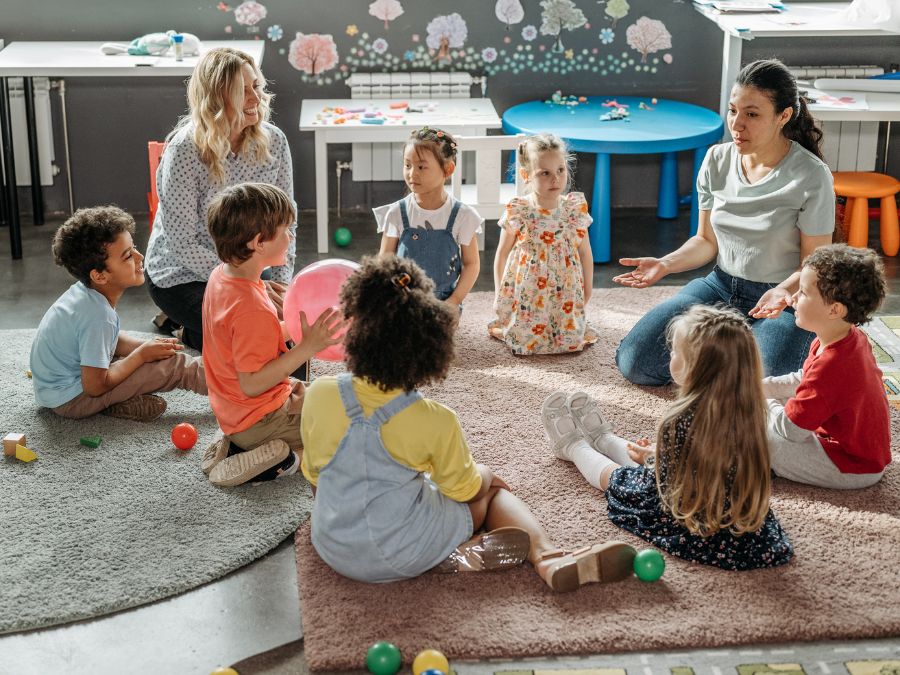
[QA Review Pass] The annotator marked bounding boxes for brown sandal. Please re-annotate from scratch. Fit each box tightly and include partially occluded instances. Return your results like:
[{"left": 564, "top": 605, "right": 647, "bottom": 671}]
[
  {"left": 432, "top": 526, "right": 531, "bottom": 574},
  {"left": 540, "top": 541, "right": 636, "bottom": 592}
]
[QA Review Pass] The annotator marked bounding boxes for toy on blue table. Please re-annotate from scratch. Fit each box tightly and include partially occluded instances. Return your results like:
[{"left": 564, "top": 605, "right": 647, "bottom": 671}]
[
  {"left": 545, "top": 90, "right": 587, "bottom": 108},
  {"left": 100, "top": 31, "right": 202, "bottom": 57}
]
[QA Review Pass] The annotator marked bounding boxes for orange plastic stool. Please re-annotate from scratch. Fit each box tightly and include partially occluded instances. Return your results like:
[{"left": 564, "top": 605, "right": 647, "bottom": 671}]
[{"left": 832, "top": 171, "right": 900, "bottom": 256}]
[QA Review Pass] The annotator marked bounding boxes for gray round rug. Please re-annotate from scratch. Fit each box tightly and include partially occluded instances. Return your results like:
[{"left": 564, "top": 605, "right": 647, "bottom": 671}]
[{"left": 0, "top": 330, "right": 314, "bottom": 634}]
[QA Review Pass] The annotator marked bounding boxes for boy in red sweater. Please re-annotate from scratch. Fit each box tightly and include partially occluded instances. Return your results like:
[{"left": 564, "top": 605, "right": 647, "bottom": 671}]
[{"left": 764, "top": 244, "right": 890, "bottom": 488}]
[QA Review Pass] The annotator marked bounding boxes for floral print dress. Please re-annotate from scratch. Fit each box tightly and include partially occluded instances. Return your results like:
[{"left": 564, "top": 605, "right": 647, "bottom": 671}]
[
  {"left": 488, "top": 192, "right": 598, "bottom": 355},
  {"left": 605, "top": 409, "right": 794, "bottom": 571}
]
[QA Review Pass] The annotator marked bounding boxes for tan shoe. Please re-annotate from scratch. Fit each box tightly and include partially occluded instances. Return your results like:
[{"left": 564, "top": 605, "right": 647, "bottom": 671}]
[
  {"left": 208, "top": 439, "right": 290, "bottom": 487},
  {"left": 201, "top": 436, "right": 230, "bottom": 475},
  {"left": 432, "top": 526, "right": 531, "bottom": 574},
  {"left": 102, "top": 394, "right": 167, "bottom": 422},
  {"left": 540, "top": 541, "right": 636, "bottom": 592}
]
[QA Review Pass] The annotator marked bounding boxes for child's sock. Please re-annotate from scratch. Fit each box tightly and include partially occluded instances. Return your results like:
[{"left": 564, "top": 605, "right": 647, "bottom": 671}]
[
  {"left": 568, "top": 438, "right": 619, "bottom": 491},
  {"left": 592, "top": 434, "right": 639, "bottom": 468}
]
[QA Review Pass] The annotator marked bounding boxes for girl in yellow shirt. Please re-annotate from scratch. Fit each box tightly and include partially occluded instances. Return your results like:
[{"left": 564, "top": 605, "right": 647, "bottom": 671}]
[{"left": 301, "top": 255, "right": 635, "bottom": 591}]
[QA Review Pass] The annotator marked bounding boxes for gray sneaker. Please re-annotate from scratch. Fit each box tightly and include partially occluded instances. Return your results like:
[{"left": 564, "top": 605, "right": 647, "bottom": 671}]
[
  {"left": 209, "top": 439, "right": 290, "bottom": 487},
  {"left": 102, "top": 394, "right": 167, "bottom": 422},
  {"left": 201, "top": 436, "right": 230, "bottom": 475}
]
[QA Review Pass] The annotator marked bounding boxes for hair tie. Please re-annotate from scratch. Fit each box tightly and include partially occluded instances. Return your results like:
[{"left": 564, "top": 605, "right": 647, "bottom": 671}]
[{"left": 391, "top": 272, "right": 412, "bottom": 292}]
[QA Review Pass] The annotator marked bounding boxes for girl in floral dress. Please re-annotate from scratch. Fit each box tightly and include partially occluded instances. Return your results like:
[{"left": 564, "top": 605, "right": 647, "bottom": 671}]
[{"left": 489, "top": 133, "right": 597, "bottom": 354}]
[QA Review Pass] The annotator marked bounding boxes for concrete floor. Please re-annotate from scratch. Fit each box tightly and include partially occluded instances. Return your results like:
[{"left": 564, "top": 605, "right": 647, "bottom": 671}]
[{"left": 1, "top": 205, "right": 899, "bottom": 674}]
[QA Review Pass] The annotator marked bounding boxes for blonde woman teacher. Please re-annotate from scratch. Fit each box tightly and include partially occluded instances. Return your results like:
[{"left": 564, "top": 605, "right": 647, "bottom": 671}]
[
  {"left": 146, "top": 47, "right": 295, "bottom": 351},
  {"left": 614, "top": 59, "right": 834, "bottom": 385}
]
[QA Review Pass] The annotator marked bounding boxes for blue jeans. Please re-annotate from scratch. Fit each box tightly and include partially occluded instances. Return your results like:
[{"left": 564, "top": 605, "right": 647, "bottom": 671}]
[{"left": 616, "top": 267, "right": 815, "bottom": 386}]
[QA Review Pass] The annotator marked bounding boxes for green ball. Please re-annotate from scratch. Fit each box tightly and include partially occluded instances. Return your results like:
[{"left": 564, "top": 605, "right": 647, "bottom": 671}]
[
  {"left": 633, "top": 548, "right": 665, "bottom": 582},
  {"left": 334, "top": 226, "right": 352, "bottom": 247},
  {"left": 366, "top": 641, "right": 402, "bottom": 675}
]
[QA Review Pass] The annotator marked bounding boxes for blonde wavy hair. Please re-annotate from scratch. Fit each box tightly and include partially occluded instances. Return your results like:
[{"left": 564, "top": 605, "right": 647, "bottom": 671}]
[
  {"left": 168, "top": 47, "right": 273, "bottom": 184},
  {"left": 656, "top": 305, "right": 771, "bottom": 537}
]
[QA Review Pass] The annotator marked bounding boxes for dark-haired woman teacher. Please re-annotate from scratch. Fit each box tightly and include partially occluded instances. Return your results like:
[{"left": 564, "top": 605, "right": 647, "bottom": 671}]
[{"left": 615, "top": 59, "right": 834, "bottom": 385}]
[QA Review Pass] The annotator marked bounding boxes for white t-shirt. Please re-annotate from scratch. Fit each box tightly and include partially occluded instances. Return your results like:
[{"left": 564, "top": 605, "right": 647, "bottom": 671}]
[
  {"left": 373, "top": 194, "right": 484, "bottom": 247},
  {"left": 697, "top": 141, "right": 835, "bottom": 283}
]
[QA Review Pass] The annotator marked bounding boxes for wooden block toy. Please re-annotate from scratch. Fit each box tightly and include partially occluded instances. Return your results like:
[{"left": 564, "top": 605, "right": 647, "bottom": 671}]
[
  {"left": 15, "top": 444, "right": 37, "bottom": 462},
  {"left": 4, "top": 433, "right": 26, "bottom": 457},
  {"left": 80, "top": 436, "right": 102, "bottom": 448}
]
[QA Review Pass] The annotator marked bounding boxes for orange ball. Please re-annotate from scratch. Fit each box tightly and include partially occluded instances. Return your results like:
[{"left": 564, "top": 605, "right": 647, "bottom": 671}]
[{"left": 171, "top": 423, "right": 198, "bottom": 451}]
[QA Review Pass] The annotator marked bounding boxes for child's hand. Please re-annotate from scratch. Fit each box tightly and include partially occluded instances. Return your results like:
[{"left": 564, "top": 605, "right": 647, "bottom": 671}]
[
  {"left": 137, "top": 337, "right": 184, "bottom": 363},
  {"left": 749, "top": 287, "right": 791, "bottom": 319},
  {"left": 298, "top": 308, "right": 347, "bottom": 354},
  {"left": 626, "top": 437, "right": 656, "bottom": 465}
]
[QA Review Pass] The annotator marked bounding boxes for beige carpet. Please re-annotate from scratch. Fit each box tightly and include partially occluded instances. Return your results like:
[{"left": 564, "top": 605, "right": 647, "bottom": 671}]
[{"left": 295, "top": 288, "right": 900, "bottom": 669}]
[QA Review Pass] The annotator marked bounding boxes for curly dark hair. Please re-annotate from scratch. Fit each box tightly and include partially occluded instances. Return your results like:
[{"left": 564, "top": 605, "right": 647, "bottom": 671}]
[
  {"left": 51, "top": 205, "right": 136, "bottom": 285},
  {"left": 340, "top": 255, "right": 457, "bottom": 392},
  {"left": 804, "top": 244, "right": 886, "bottom": 325}
]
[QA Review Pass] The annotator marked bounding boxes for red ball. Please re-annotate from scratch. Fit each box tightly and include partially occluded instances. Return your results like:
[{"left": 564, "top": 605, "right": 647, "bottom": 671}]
[{"left": 171, "top": 423, "right": 198, "bottom": 451}]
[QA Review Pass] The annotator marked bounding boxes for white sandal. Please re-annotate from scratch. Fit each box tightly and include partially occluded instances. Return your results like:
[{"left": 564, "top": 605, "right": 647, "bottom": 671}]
[
  {"left": 566, "top": 391, "right": 614, "bottom": 448},
  {"left": 541, "top": 391, "right": 584, "bottom": 460}
]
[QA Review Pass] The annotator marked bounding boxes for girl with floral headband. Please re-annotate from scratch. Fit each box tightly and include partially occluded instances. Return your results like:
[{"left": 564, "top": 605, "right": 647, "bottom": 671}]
[
  {"left": 301, "top": 256, "right": 637, "bottom": 590},
  {"left": 374, "top": 127, "right": 483, "bottom": 308}
]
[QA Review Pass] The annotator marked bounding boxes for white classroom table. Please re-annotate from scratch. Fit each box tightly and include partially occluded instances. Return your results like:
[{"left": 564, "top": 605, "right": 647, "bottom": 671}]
[
  {"left": 692, "top": 2, "right": 900, "bottom": 120},
  {"left": 0, "top": 40, "right": 264, "bottom": 259},
  {"left": 299, "top": 98, "right": 502, "bottom": 253}
]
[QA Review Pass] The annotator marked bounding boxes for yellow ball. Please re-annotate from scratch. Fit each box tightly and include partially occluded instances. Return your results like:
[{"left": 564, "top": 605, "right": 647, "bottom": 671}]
[
  {"left": 412, "top": 649, "right": 449, "bottom": 675},
  {"left": 210, "top": 669, "right": 239, "bottom": 675}
]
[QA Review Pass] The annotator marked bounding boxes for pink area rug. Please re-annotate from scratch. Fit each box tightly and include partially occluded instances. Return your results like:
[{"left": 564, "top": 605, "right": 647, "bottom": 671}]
[{"left": 295, "top": 287, "right": 900, "bottom": 669}]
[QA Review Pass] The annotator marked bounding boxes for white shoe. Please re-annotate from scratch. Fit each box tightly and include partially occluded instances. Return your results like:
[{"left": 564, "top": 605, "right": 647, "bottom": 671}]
[
  {"left": 566, "top": 391, "right": 614, "bottom": 449},
  {"left": 541, "top": 391, "right": 585, "bottom": 461}
]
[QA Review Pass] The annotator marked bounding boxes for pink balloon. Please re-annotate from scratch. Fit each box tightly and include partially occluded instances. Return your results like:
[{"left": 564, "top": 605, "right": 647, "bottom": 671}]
[{"left": 283, "top": 259, "right": 360, "bottom": 361}]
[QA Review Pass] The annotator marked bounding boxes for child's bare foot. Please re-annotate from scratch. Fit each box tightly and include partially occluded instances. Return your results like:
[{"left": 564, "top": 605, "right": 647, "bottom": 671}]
[{"left": 533, "top": 541, "right": 636, "bottom": 592}]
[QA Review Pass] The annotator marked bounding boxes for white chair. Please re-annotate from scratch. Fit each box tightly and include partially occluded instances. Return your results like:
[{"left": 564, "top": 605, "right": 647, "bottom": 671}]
[{"left": 450, "top": 134, "right": 527, "bottom": 250}]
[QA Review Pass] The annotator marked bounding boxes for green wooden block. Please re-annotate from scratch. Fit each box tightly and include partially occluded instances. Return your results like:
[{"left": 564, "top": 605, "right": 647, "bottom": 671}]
[{"left": 79, "top": 436, "right": 102, "bottom": 448}]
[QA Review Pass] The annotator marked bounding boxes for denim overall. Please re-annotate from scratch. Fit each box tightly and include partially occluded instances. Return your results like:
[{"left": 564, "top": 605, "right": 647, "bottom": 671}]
[
  {"left": 396, "top": 197, "right": 462, "bottom": 301},
  {"left": 310, "top": 374, "right": 472, "bottom": 583}
]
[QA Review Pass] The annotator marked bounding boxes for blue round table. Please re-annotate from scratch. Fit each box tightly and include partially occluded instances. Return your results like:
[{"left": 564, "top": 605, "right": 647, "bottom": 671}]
[{"left": 502, "top": 96, "right": 724, "bottom": 263}]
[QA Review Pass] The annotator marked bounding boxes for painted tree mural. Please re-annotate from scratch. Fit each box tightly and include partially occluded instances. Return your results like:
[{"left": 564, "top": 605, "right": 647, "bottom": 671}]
[
  {"left": 495, "top": 0, "right": 525, "bottom": 30},
  {"left": 626, "top": 16, "right": 671, "bottom": 62},
  {"left": 539, "top": 0, "right": 587, "bottom": 52},
  {"left": 605, "top": 0, "right": 630, "bottom": 28},
  {"left": 288, "top": 33, "right": 339, "bottom": 75},
  {"left": 234, "top": 0, "right": 267, "bottom": 26},
  {"left": 426, "top": 13, "right": 469, "bottom": 63},
  {"left": 368, "top": 0, "right": 404, "bottom": 30}
]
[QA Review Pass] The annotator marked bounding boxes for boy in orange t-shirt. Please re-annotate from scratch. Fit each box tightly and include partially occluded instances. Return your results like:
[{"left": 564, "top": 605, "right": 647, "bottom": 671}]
[{"left": 201, "top": 183, "right": 345, "bottom": 487}]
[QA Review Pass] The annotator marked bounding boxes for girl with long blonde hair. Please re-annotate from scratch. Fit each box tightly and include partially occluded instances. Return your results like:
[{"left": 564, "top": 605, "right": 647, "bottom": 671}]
[
  {"left": 146, "top": 47, "right": 295, "bottom": 352},
  {"left": 542, "top": 305, "right": 793, "bottom": 570}
]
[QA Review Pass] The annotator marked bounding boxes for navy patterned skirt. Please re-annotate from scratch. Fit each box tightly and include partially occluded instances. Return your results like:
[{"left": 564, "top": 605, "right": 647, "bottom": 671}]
[{"left": 605, "top": 466, "right": 793, "bottom": 570}]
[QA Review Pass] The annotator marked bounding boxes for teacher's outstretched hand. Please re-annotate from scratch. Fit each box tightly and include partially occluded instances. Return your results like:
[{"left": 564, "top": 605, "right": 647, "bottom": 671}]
[{"left": 613, "top": 257, "right": 670, "bottom": 288}]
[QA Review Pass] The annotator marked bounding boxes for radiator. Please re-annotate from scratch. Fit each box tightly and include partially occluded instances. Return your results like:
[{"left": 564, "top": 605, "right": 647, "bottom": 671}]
[
  {"left": 790, "top": 65, "right": 884, "bottom": 172},
  {"left": 1, "top": 77, "right": 55, "bottom": 186},
  {"left": 345, "top": 72, "right": 482, "bottom": 181}
]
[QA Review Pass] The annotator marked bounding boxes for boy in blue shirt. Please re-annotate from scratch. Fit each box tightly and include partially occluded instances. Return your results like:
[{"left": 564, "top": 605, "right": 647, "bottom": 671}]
[{"left": 30, "top": 206, "right": 206, "bottom": 421}]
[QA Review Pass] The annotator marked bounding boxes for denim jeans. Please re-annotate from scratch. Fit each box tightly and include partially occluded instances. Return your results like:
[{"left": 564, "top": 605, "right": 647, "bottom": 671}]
[{"left": 616, "top": 266, "right": 815, "bottom": 386}]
